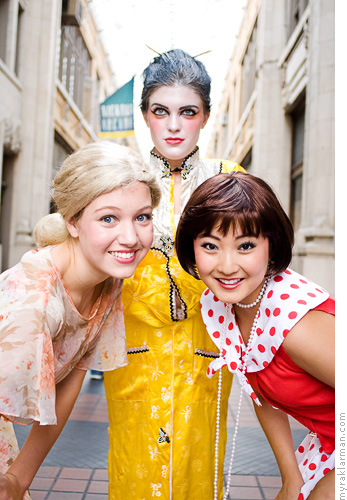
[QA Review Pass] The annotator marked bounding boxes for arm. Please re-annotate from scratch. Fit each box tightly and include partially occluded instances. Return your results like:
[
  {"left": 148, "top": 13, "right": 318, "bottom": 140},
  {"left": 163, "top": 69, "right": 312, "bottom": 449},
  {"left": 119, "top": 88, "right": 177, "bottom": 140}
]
[
  {"left": 0, "top": 367, "right": 86, "bottom": 499},
  {"left": 282, "top": 309, "right": 335, "bottom": 498},
  {"left": 253, "top": 394, "right": 304, "bottom": 500},
  {"left": 282, "top": 309, "right": 335, "bottom": 387}
]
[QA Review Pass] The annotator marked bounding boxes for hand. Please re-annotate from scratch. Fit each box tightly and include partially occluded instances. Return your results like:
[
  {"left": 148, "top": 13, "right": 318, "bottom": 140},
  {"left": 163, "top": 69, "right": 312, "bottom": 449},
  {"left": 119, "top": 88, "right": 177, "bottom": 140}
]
[
  {"left": 0, "top": 473, "right": 24, "bottom": 500},
  {"left": 274, "top": 476, "right": 304, "bottom": 500}
]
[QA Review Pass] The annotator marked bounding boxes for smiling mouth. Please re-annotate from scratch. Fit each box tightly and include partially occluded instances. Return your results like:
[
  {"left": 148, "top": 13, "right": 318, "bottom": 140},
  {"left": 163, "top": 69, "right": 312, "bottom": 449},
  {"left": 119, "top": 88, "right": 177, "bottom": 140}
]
[
  {"left": 109, "top": 251, "right": 136, "bottom": 259},
  {"left": 217, "top": 278, "right": 244, "bottom": 286}
]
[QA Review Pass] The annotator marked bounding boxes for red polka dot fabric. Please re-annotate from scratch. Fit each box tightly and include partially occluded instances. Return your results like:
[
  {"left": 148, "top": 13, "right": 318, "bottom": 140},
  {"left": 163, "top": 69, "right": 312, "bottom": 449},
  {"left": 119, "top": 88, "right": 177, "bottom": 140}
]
[
  {"left": 200, "top": 269, "right": 328, "bottom": 406},
  {"left": 200, "top": 269, "right": 332, "bottom": 497},
  {"left": 295, "top": 433, "right": 335, "bottom": 498}
]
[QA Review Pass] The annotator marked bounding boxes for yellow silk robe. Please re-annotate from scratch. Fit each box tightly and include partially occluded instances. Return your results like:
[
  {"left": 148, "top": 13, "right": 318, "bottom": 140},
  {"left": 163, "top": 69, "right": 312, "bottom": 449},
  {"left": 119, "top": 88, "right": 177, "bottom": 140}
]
[{"left": 105, "top": 148, "right": 245, "bottom": 499}]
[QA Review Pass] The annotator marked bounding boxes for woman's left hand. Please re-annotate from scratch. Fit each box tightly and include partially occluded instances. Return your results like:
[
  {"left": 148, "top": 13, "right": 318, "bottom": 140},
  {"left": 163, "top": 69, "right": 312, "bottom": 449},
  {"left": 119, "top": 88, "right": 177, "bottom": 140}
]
[
  {"left": 273, "top": 476, "right": 304, "bottom": 500},
  {"left": 0, "top": 472, "right": 24, "bottom": 500}
]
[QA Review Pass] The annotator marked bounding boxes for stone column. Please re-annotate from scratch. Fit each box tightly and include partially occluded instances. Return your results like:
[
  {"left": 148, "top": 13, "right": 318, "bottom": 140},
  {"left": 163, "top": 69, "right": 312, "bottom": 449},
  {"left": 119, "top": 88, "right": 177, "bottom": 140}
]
[
  {"left": 298, "top": 0, "right": 335, "bottom": 293},
  {"left": 252, "top": 0, "right": 292, "bottom": 212},
  {"left": 9, "top": 0, "right": 62, "bottom": 267}
]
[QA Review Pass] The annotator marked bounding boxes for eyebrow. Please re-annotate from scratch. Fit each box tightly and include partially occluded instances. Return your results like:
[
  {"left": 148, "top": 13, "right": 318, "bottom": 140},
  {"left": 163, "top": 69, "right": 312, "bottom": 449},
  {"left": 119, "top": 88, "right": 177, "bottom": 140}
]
[
  {"left": 94, "top": 205, "right": 153, "bottom": 213},
  {"left": 150, "top": 103, "right": 200, "bottom": 110},
  {"left": 198, "top": 232, "right": 257, "bottom": 240}
]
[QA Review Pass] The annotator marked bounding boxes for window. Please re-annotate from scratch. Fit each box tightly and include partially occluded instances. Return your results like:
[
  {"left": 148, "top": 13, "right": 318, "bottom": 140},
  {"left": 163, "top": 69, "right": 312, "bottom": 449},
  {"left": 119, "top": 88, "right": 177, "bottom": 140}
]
[
  {"left": 50, "top": 134, "right": 73, "bottom": 213},
  {"left": 290, "top": 101, "right": 305, "bottom": 232},
  {"left": 0, "top": 153, "right": 14, "bottom": 271},
  {"left": 241, "top": 20, "right": 257, "bottom": 115},
  {"left": 58, "top": 25, "right": 91, "bottom": 112},
  {"left": 221, "top": 103, "right": 229, "bottom": 155},
  {"left": 288, "top": 0, "right": 309, "bottom": 38},
  {"left": 14, "top": 4, "right": 24, "bottom": 76},
  {"left": 0, "top": 0, "right": 10, "bottom": 63},
  {"left": 241, "top": 148, "right": 252, "bottom": 172},
  {"left": 91, "top": 73, "right": 101, "bottom": 131}
]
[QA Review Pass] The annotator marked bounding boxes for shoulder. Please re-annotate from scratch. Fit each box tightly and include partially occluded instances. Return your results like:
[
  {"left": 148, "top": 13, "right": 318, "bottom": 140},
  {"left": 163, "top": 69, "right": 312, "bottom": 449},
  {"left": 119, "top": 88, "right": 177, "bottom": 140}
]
[
  {"left": 281, "top": 307, "right": 335, "bottom": 386},
  {"left": 201, "top": 157, "right": 245, "bottom": 174},
  {"left": 220, "top": 159, "right": 246, "bottom": 174},
  {"left": 0, "top": 247, "right": 59, "bottom": 312},
  {"left": 284, "top": 306, "right": 334, "bottom": 344}
]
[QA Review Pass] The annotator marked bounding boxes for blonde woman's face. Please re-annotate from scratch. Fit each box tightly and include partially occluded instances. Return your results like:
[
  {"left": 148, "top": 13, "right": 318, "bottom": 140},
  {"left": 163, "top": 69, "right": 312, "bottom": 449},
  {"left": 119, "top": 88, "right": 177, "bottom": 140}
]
[
  {"left": 67, "top": 182, "right": 153, "bottom": 282},
  {"left": 142, "top": 85, "right": 209, "bottom": 165}
]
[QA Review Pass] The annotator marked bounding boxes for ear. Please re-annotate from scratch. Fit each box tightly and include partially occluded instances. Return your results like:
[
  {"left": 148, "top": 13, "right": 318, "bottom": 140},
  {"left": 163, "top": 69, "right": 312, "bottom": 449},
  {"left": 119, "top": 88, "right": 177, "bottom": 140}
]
[
  {"left": 66, "top": 218, "right": 79, "bottom": 239},
  {"left": 201, "top": 112, "right": 210, "bottom": 129},
  {"left": 142, "top": 110, "right": 150, "bottom": 128}
]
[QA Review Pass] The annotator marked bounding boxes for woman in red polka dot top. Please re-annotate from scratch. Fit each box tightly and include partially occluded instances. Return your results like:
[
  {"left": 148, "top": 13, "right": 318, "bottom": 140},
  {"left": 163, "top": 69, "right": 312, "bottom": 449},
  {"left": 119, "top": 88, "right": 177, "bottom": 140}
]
[{"left": 176, "top": 172, "right": 334, "bottom": 500}]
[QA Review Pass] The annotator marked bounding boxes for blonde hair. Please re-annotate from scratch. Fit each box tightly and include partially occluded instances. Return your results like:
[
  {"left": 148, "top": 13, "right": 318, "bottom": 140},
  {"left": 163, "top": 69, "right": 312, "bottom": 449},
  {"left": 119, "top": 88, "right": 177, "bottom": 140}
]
[{"left": 34, "top": 141, "right": 161, "bottom": 247}]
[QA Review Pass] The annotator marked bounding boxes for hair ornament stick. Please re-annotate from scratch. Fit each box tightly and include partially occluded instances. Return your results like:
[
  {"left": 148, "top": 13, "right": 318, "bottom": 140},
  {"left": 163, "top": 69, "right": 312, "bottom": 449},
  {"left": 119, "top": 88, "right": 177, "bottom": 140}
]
[
  {"left": 145, "top": 44, "right": 162, "bottom": 56},
  {"left": 193, "top": 50, "right": 212, "bottom": 58}
]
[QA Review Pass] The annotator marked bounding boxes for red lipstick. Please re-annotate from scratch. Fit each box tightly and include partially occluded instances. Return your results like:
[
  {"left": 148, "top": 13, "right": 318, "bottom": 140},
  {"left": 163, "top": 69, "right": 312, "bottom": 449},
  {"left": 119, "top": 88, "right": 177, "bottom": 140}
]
[{"left": 165, "top": 137, "right": 184, "bottom": 145}]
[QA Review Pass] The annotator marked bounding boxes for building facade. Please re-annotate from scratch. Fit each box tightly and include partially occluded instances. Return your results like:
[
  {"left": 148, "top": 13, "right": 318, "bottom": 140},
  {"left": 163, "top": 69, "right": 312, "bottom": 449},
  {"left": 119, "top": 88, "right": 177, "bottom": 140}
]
[
  {"left": 0, "top": 0, "right": 136, "bottom": 271},
  {"left": 208, "top": 0, "right": 334, "bottom": 294}
]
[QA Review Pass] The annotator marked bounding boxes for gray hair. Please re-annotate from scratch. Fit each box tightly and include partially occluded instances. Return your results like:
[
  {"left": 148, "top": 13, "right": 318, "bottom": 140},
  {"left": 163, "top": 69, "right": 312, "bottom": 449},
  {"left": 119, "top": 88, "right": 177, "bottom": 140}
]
[
  {"left": 34, "top": 141, "right": 161, "bottom": 247},
  {"left": 141, "top": 49, "right": 211, "bottom": 114}
]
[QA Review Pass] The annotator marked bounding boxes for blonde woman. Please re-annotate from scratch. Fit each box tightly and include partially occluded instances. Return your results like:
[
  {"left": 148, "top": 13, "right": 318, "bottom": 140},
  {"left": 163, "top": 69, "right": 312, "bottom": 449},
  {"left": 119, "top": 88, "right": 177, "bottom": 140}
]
[{"left": 0, "top": 141, "right": 160, "bottom": 500}]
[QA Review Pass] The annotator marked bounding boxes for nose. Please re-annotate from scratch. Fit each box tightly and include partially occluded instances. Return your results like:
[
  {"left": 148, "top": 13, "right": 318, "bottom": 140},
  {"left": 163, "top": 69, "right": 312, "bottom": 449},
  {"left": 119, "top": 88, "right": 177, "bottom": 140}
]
[
  {"left": 167, "top": 113, "right": 181, "bottom": 132},
  {"left": 216, "top": 252, "right": 238, "bottom": 276},
  {"left": 117, "top": 221, "right": 139, "bottom": 247}
]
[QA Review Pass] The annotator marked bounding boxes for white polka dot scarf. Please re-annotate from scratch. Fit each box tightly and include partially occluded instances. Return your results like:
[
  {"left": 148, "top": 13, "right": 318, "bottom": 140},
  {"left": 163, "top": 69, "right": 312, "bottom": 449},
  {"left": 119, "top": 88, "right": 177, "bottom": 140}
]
[{"left": 200, "top": 268, "right": 329, "bottom": 405}]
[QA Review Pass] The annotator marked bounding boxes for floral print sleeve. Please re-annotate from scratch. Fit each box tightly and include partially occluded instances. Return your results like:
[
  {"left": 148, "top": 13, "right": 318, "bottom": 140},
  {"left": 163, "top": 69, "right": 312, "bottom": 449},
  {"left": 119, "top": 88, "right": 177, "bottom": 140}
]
[
  {"left": 0, "top": 247, "right": 128, "bottom": 426},
  {"left": 0, "top": 262, "right": 57, "bottom": 425},
  {"left": 0, "top": 247, "right": 127, "bottom": 493}
]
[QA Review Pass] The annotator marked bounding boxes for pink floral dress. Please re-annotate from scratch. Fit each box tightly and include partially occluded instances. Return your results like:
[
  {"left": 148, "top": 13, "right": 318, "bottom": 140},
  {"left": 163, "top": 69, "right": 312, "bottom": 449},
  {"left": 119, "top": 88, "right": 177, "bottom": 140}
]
[{"left": 0, "top": 246, "right": 128, "bottom": 492}]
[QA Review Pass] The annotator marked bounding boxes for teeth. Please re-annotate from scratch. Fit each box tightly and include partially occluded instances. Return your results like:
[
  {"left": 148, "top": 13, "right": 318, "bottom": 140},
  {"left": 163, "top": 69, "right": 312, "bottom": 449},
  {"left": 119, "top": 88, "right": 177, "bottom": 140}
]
[
  {"left": 219, "top": 278, "right": 242, "bottom": 285},
  {"left": 110, "top": 251, "right": 135, "bottom": 258}
]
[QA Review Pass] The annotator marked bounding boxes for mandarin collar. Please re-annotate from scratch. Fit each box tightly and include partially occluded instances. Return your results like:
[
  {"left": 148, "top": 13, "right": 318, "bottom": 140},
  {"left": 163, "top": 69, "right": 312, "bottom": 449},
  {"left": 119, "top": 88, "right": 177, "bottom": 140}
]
[{"left": 150, "top": 146, "right": 199, "bottom": 179}]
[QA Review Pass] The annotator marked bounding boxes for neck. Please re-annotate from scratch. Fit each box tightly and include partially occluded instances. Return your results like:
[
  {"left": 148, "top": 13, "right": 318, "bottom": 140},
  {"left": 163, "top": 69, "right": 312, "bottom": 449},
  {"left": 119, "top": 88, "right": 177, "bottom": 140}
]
[
  {"left": 51, "top": 241, "right": 106, "bottom": 316},
  {"left": 233, "top": 277, "right": 269, "bottom": 343},
  {"left": 234, "top": 306, "right": 260, "bottom": 345},
  {"left": 152, "top": 146, "right": 198, "bottom": 171},
  {"left": 168, "top": 158, "right": 184, "bottom": 171},
  {"left": 152, "top": 148, "right": 183, "bottom": 171}
]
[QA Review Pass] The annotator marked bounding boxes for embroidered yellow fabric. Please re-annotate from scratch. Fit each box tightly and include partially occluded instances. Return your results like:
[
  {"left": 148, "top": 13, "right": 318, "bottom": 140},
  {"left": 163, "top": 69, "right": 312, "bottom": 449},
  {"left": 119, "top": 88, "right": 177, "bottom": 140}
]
[{"left": 105, "top": 154, "right": 245, "bottom": 499}]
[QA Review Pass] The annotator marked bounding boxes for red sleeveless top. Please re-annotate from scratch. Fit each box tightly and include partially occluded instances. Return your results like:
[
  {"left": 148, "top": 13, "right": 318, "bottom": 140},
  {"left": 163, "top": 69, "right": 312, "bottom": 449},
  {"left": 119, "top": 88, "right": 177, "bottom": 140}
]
[{"left": 246, "top": 297, "right": 335, "bottom": 454}]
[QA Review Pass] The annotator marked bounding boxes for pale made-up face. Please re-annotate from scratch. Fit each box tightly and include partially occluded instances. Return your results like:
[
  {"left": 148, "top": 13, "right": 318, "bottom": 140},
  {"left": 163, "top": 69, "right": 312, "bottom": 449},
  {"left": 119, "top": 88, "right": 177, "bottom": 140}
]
[
  {"left": 67, "top": 182, "right": 153, "bottom": 283},
  {"left": 194, "top": 225, "right": 269, "bottom": 306},
  {"left": 142, "top": 85, "right": 210, "bottom": 167}
]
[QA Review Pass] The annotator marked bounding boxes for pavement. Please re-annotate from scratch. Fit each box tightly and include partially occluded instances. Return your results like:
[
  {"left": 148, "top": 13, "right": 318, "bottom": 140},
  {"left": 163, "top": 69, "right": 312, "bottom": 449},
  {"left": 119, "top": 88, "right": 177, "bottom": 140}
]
[{"left": 14, "top": 372, "right": 307, "bottom": 500}]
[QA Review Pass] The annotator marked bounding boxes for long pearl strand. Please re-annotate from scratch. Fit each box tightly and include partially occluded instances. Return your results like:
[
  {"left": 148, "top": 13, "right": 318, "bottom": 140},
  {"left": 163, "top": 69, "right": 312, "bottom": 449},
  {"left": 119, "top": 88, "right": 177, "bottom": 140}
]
[
  {"left": 213, "top": 279, "right": 269, "bottom": 500},
  {"left": 213, "top": 367, "right": 223, "bottom": 497}
]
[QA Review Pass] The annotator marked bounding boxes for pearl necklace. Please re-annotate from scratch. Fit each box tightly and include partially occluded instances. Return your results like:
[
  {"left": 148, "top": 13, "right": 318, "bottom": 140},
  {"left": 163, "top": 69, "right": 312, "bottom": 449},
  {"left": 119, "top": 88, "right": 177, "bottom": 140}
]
[
  {"left": 213, "top": 280, "right": 268, "bottom": 500},
  {"left": 235, "top": 278, "right": 269, "bottom": 309}
]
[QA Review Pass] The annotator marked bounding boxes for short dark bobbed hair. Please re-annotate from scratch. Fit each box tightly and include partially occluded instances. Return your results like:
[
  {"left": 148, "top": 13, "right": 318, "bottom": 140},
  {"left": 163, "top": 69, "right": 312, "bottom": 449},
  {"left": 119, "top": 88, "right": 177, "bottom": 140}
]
[
  {"left": 175, "top": 172, "right": 294, "bottom": 279},
  {"left": 141, "top": 49, "right": 211, "bottom": 114}
]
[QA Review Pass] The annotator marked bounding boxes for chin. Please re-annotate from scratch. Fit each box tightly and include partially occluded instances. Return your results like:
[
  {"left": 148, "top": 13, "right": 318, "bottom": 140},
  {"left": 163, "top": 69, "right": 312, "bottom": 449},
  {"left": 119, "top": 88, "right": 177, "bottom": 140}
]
[{"left": 212, "top": 289, "right": 237, "bottom": 304}]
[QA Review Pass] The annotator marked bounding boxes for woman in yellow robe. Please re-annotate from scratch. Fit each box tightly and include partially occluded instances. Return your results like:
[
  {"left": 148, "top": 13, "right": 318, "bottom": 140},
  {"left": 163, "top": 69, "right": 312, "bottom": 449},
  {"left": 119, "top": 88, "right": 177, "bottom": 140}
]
[{"left": 104, "top": 49, "right": 245, "bottom": 499}]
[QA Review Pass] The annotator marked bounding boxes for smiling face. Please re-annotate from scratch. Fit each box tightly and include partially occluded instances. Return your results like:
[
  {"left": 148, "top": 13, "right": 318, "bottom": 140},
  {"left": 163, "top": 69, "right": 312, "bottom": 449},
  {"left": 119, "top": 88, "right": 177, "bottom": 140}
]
[
  {"left": 142, "top": 85, "right": 210, "bottom": 168},
  {"left": 66, "top": 182, "right": 153, "bottom": 283},
  {"left": 194, "top": 224, "right": 269, "bottom": 306}
]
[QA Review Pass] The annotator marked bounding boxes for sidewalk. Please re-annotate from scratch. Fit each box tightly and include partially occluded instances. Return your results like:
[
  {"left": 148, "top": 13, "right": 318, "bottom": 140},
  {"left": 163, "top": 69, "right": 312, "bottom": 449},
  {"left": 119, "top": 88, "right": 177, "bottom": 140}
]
[{"left": 15, "top": 372, "right": 306, "bottom": 500}]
